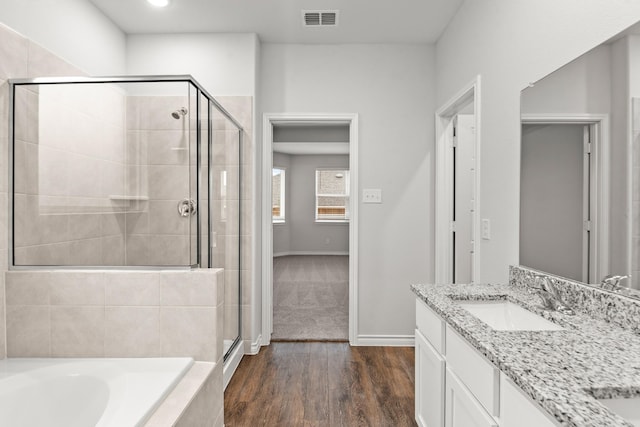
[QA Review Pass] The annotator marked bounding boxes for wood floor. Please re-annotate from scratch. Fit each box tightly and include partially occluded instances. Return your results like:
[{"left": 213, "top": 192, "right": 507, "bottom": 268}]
[{"left": 224, "top": 342, "right": 417, "bottom": 427}]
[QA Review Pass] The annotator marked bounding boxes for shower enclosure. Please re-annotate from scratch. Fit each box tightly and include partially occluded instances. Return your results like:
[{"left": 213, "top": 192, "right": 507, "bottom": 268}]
[{"left": 9, "top": 75, "right": 242, "bottom": 360}]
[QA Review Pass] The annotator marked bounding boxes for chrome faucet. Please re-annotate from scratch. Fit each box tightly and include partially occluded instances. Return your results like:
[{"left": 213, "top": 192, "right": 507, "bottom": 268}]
[
  {"left": 600, "top": 275, "right": 630, "bottom": 292},
  {"left": 526, "top": 275, "right": 575, "bottom": 315}
]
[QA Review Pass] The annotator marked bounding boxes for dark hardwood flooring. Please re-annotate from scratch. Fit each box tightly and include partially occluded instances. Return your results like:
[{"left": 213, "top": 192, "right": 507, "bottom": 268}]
[{"left": 224, "top": 342, "right": 417, "bottom": 427}]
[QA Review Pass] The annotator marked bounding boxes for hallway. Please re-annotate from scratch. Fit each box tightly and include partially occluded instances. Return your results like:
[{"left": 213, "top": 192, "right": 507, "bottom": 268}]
[{"left": 224, "top": 342, "right": 417, "bottom": 426}]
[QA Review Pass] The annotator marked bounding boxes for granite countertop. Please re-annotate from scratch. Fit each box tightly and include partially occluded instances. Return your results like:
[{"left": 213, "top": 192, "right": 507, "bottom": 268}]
[{"left": 411, "top": 282, "right": 640, "bottom": 427}]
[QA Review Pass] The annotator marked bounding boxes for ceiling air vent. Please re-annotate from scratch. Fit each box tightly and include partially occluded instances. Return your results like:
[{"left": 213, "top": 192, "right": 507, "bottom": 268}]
[{"left": 302, "top": 10, "right": 339, "bottom": 27}]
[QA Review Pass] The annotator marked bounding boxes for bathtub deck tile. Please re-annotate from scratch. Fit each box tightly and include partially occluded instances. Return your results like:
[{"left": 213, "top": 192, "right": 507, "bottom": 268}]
[{"left": 144, "top": 362, "right": 217, "bottom": 427}]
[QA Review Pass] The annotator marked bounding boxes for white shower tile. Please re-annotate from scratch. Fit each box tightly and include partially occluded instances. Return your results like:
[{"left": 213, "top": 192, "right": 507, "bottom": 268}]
[
  {"left": 101, "top": 236, "right": 126, "bottom": 265},
  {"left": 160, "top": 270, "right": 217, "bottom": 306},
  {"left": 160, "top": 306, "right": 216, "bottom": 361},
  {"left": 104, "top": 272, "right": 160, "bottom": 306},
  {"left": 27, "top": 41, "right": 84, "bottom": 78},
  {"left": 49, "top": 272, "right": 105, "bottom": 305},
  {"left": 6, "top": 305, "right": 50, "bottom": 357},
  {"left": 105, "top": 306, "right": 160, "bottom": 357},
  {"left": 148, "top": 165, "right": 190, "bottom": 200},
  {"left": 51, "top": 306, "right": 104, "bottom": 357},
  {"left": 146, "top": 130, "right": 189, "bottom": 166},
  {"left": 68, "top": 238, "right": 103, "bottom": 266},
  {"left": 0, "top": 24, "right": 28, "bottom": 80},
  {"left": 148, "top": 200, "right": 190, "bottom": 236},
  {"left": 5, "top": 272, "right": 50, "bottom": 305}
]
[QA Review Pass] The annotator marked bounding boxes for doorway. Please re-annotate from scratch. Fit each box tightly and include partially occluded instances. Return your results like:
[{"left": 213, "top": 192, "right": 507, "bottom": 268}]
[
  {"left": 519, "top": 115, "right": 609, "bottom": 284},
  {"left": 262, "top": 114, "right": 359, "bottom": 346},
  {"left": 435, "top": 77, "right": 481, "bottom": 284}
]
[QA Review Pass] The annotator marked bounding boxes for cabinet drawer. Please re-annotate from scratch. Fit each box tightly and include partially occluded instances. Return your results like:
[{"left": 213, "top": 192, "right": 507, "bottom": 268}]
[
  {"left": 445, "top": 324, "right": 499, "bottom": 417},
  {"left": 445, "top": 368, "right": 498, "bottom": 427},
  {"left": 416, "top": 298, "right": 445, "bottom": 354}
]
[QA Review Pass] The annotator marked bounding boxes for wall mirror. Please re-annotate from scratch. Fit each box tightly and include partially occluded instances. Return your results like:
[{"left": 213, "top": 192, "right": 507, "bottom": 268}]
[{"left": 520, "top": 21, "right": 640, "bottom": 298}]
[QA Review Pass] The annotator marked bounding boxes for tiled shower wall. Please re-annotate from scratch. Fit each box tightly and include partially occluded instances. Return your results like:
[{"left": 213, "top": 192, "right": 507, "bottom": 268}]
[
  {"left": 0, "top": 21, "right": 255, "bottom": 359},
  {"left": 124, "top": 95, "right": 194, "bottom": 266},
  {"left": 0, "top": 22, "right": 94, "bottom": 357},
  {"left": 13, "top": 83, "right": 128, "bottom": 265}
]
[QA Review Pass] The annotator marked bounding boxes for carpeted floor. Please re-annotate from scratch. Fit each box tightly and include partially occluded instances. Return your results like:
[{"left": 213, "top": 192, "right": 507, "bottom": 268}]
[{"left": 272, "top": 255, "right": 349, "bottom": 341}]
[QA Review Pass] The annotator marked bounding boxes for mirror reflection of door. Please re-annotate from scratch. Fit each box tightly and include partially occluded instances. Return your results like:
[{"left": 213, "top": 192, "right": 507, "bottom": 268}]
[
  {"left": 453, "top": 114, "right": 476, "bottom": 283},
  {"left": 520, "top": 123, "right": 593, "bottom": 283}
]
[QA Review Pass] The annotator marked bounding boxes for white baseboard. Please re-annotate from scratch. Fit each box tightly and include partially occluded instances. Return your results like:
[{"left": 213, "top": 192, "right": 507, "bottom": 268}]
[
  {"left": 223, "top": 342, "right": 244, "bottom": 390},
  {"left": 273, "top": 251, "right": 349, "bottom": 257},
  {"left": 244, "top": 334, "right": 263, "bottom": 355},
  {"left": 354, "top": 334, "right": 415, "bottom": 347}
]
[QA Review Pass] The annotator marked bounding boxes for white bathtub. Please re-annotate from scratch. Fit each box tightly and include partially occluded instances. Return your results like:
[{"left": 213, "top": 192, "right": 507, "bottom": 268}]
[{"left": 0, "top": 357, "right": 193, "bottom": 427}]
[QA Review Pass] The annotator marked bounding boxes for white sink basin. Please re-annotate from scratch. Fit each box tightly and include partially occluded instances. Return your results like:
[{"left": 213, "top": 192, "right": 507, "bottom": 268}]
[
  {"left": 599, "top": 397, "right": 640, "bottom": 426},
  {"left": 457, "top": 300, "right": 564, "bottom": 331}
]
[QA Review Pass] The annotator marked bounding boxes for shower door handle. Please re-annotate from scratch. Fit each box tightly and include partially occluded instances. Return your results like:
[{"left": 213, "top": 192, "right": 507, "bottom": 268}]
[{"left": 178, "top": 198, "right": 197, "bottom": 217}]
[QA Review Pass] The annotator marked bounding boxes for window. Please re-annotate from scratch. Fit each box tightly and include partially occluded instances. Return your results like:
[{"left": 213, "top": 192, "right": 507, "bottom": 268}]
[
  {"left": 272, "top": 168, "right": 285, "bottom": 223},
  {"left": 316, "top": 169, "right": 350, "bottom": 222}
]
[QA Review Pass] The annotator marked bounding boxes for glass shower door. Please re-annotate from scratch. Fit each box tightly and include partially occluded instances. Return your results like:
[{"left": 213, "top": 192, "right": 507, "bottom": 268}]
[{"left": 210, "top": 103, "right": 241, "bottom": 359}]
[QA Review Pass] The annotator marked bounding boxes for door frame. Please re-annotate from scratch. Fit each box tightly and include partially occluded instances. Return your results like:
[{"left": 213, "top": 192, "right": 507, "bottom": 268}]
[
  {"left": 435, "top": 76, "right": 482, "bottom": 284},
  {"left": 261, "top": 113, "right": 359, "bottom": 346},
  {"left": 520, "top": 113, "right": 610, "bottom": 283}
]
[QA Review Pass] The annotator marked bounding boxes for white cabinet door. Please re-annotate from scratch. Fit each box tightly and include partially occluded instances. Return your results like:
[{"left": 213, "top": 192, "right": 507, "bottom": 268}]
[
  {"left": 445, "top": 368, "right": 498, "bottom": 427},
  {"left": 500, "top": 374, "right": 559, "bottom": 427},
  {"left": 415, "top": 329, "right": 445, "bottom": 427}
]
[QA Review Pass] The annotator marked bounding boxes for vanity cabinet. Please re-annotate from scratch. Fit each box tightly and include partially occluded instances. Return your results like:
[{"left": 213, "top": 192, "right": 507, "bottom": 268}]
[
  {"left": 415, "top": 297, "right": 559, "bottom": 427},
  {"left": 445, "top": 368, "right": 498, "bottom": 427},
  {"left": 415, "top": 329, "right": 445, "bottom": 427}
]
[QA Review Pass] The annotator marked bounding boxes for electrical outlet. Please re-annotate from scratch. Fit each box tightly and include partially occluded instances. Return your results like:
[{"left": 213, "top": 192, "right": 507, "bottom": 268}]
[
  {"left": 481, "top": 219, "right": 490, "bottom": 240},
  {"left": 363, "top": 189, "right": 382, "bottom": 203}
]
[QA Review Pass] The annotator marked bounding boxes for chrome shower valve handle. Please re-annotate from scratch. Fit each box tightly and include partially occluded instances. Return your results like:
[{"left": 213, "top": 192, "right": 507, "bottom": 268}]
[{"left": 178, "top": 198, "right": 197, "bottom": 217}]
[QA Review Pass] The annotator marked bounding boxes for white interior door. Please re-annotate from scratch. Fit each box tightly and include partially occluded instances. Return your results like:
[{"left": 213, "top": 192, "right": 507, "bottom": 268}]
[{"left": 453, "top": 114, "right": 476, "bottom": 284}]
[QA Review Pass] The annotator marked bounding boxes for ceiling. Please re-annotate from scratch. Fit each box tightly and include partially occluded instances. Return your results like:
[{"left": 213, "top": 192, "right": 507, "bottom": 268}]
[{"left": 87, "top": 0, "right": 463, "bottom": 44}]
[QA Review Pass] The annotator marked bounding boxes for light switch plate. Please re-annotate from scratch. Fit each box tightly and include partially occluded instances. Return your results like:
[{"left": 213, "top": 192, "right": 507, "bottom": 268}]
[{"left": 363, "top": 189, "right": 382, "bottom": 203}]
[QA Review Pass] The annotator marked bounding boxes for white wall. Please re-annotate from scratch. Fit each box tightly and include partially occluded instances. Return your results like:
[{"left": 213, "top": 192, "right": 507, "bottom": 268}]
[
  {"left": 436, "top": 0, "right": 640, "bottom": 283},
  {"left": 0, "top": 0, "right": 126, "bottom": 75},
  {"left": 261, "top": 43, "right": 435, "bottom": 338},
  {"left": 521, "top": 44, "right": 611, "bottom": 115},
  {"left": 126, "top": 33, "right": 259, "bottom": 96}
]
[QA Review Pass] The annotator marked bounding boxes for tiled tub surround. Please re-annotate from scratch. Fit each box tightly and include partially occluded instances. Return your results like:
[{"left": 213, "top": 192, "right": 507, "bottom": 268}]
[
  {"left": 4, "top": 268, "right": 225, "bottom": 426},
  {"left": 412, "top": 276, "right": 640, "bottom": 426},
  {"left": 4, "top": 269, "right": 224, "bottom": 360}
]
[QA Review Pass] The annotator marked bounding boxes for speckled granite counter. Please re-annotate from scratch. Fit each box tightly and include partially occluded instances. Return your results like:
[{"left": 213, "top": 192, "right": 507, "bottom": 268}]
[{"left": 411, "top": 281, "right": 640, "bottom": 427}]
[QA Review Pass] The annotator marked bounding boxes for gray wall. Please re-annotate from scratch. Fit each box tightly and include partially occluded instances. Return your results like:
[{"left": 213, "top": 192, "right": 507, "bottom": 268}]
[{"left": 273, "top": 153, "right": 349, "bottom": 256}]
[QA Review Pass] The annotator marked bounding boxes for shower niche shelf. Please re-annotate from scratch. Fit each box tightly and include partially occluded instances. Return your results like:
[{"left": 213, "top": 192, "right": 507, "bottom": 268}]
[{"left": 109, "top": 195, "right": 149, "bottom": 212}]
